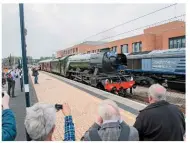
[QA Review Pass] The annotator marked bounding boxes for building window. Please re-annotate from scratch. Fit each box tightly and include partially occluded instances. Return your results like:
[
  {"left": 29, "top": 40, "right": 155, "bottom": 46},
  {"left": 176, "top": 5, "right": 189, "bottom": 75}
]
[
  {"left": 121, "top": 44, "right": 128, "bottom": 53},
  {"left": 169, "top": 36, "right": 185, "bottom": 49},
  {"left": 132, "top": 42, "right": 142, "bottom": 52},
  {"left": 182, "top": 37, "right": 185, "bottom": 47},
  {"left": 73, "top": 48, "right": 75, "bottom": 53},
  {"left": 111, "top": 46, "right": 117, "bottom": 52},
  {"left": 87, "top": 51, "right": 90, "bottom": 54},
  {"left": 76, "top": 48, "right": 78, "bottom": 53}
]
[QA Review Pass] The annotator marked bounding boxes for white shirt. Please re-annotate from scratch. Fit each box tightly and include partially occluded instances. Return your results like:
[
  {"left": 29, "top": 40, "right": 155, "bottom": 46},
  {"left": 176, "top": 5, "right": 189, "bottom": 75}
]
[{"left": 11, "top": 71, "right": 16, "bottom": 81}]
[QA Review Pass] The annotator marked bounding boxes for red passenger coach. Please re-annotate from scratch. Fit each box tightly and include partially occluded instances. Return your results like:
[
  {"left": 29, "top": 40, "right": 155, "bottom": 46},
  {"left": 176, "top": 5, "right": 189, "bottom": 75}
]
[{"left": 39, "top": 59, "right": 52, "bottom": 72}]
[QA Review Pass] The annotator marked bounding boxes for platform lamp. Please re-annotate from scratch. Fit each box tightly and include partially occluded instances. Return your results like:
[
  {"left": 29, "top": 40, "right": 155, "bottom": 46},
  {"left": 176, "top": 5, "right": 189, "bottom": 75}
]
[{"left": 19, "top": 3, "right": 31, "bottom": 141}]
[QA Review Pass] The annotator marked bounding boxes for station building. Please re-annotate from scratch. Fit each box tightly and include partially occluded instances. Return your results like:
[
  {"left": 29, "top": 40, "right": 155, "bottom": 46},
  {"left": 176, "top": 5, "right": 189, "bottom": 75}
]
[{"left": 56, "top": 21, "right": 186, "bottom": 58}]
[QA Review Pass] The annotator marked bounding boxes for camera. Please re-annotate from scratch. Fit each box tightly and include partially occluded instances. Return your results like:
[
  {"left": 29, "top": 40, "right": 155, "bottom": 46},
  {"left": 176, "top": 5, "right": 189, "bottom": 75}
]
[{"left": 55, "top": 104, "right": 63, "bottom": 111}]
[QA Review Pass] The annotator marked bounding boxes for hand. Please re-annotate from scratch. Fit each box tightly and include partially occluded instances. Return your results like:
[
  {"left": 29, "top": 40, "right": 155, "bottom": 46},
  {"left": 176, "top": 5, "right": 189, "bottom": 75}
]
[
  {"left": 96, "top": 115, "right": 103, "bottom": 125},
  {"left": 2, "top": 91, "right": 10, "bottom": 110},
  {"left": 62, "top": 103, "right": 71, "bottom": 116}
]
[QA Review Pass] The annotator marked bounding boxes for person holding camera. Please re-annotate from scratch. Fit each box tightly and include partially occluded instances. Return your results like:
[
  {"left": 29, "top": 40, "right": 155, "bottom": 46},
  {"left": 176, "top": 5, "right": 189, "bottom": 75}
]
[
  {"left": 24, "top": 102, "right": 75, "bottom": 141},
  {"left": 2, "top": 91, "right": 17, "bottom": 141}
]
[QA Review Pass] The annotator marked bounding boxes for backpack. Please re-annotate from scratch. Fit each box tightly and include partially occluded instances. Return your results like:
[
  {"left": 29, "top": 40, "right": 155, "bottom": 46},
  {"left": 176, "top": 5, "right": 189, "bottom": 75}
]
[
  {"left": 7, "top": 73, "right": 13, "bottom": 82},
  {"left": 88, "top": 122, "right": 130, "bottom": 141}
]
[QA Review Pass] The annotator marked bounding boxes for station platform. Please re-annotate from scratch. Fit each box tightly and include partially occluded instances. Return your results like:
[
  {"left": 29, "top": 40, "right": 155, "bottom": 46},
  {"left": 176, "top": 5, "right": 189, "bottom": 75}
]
[{"left": 30, "top": 71, "right": 146, "bottom": 141}]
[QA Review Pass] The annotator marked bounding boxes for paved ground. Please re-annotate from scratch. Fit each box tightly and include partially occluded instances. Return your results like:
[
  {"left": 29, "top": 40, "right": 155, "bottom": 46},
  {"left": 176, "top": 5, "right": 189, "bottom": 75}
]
[
  {"left": 3, "top": 76, "right": 38, "bottom": 141},
  {"left": 30, "top": 71, "right": 137, "bottom": 141}
]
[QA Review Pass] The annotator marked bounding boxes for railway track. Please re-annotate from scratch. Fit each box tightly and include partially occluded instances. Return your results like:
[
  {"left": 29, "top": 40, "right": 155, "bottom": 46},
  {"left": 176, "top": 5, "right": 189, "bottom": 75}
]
[
  {"left": 122, "top": 93, "right": 185, "bottom": 114},
  {"left": 137, "top": 85, "right": 185, "bottom": 95}
]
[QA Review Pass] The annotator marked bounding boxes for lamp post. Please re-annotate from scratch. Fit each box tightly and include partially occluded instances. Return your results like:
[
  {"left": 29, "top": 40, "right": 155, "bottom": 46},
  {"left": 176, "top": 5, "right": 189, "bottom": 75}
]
[{"left": 19, "top": 3, "right": 31, "bottom": 141}]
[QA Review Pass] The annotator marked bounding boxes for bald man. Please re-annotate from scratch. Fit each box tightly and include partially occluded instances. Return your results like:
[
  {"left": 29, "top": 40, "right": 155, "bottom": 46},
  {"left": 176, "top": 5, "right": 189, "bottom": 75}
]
[
  {"left": 134, "top": 84, "right": 185, "bottom": 141},
  {"left": 81, "top": 99, "right": 139, "bottom": 141}
]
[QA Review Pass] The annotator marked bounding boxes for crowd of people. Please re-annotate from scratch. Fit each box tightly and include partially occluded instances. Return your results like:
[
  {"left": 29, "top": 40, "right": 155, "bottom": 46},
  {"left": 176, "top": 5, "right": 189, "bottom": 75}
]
[
  {"left": 2, "top": 68, "right": 23, "bottom": 97},
  {"left": 2, "top": 82, "right": 186, "bottom": 141},
  {"left": 2, "top": 66, "right": 39, "bottom": 95}
]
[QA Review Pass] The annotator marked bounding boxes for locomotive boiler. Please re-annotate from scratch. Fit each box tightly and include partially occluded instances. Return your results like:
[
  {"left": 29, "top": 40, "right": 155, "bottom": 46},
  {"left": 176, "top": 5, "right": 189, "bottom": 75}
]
[{"left": 66, "top": 52, "right": 127, "bottom": 74}]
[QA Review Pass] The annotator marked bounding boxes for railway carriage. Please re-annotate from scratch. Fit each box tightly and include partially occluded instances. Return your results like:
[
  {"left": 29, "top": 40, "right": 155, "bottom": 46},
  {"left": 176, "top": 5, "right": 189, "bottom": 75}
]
[
  {"left": 50, "top": 59, "right": 61, "bottom": 74},
  {"left": 39, "top": 59, "right": 52, "bottom": 72},
  {"left": 124, "top": 48, "right": 185, "bottom": 91}
]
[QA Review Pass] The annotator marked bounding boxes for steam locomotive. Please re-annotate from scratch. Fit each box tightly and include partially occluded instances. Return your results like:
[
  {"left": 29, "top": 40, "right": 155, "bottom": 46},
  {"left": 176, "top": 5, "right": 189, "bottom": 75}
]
[{"left": 39, "top": 52, "right": 136, "bottom": 96}]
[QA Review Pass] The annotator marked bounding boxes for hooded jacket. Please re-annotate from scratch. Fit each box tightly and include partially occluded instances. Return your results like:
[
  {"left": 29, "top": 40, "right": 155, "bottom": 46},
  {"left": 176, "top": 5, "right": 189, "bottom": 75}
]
[{"left": 2, "top": 109, "right": 17, "bottom": 141}]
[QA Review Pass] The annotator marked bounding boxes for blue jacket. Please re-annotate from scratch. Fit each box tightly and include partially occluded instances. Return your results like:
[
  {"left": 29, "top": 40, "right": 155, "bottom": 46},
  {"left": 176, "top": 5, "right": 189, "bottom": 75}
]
[{"left": 2, "top": 109, "right": 17, "bottom": 141}]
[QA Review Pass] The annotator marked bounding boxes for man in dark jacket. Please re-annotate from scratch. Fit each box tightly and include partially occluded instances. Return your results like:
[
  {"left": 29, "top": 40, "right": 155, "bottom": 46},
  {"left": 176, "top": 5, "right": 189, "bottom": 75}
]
[
  {"left": 32, "top": 67, "right": 39, "bottom": 84},
  {"left": 2, "top": 91, "right": 17, "bottom": 141},
  {"left": 133, "top": 84, "right": 185, "bottom": 141},
  {"left": 7, "top": 70, "right": 16, "bottom": 97}
]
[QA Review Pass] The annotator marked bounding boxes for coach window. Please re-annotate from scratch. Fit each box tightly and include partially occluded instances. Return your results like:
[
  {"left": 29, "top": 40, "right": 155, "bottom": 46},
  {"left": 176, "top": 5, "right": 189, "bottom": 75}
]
[{"left": 121, "top": 44, "right": 128, "bottom": 53}]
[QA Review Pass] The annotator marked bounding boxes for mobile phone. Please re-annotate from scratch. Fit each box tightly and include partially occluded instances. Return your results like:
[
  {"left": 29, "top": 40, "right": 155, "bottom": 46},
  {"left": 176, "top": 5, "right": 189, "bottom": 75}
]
[{"left": 55, "top": 104, "right": 63, "bottom": 110}]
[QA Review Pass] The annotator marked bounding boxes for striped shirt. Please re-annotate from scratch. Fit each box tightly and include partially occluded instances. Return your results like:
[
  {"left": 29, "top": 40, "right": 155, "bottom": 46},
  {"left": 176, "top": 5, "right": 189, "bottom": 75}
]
[{"left": 64, "top": 116, "right": 75, "bottom": 141}]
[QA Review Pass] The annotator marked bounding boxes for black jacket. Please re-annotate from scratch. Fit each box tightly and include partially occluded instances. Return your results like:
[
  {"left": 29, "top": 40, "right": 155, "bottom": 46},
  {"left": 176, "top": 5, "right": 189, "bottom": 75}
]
[{"left": 134, "top": 100, "right": 185, "bottom": 141}]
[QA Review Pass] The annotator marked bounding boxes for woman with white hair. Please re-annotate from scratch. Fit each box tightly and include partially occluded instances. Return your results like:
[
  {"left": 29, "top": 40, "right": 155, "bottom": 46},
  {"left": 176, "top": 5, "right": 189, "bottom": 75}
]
[
  {"left": 134, "top": 84, "right": 185, "bottom": 141},
  {"left": 25, "top": 102, "right": 75, "bottom": 141},
  {"left": 81, "top": 99, "right": 139, "bottom": 141}
]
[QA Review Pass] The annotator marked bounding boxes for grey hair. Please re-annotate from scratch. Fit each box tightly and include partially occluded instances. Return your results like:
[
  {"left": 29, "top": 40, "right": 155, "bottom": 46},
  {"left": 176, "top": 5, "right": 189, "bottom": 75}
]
[
  {"left": 148, "top": 84, "right": 167, "bottom": 101},
  {"left": 24, "top": 103, "right": 56, "bottom": 141},
  {"left": 98, "top": 99, "right": 120, "bottom": 121}
]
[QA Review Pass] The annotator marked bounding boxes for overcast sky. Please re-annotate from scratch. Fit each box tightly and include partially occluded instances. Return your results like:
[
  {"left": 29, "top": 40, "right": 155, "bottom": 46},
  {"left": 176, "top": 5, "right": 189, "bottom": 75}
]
[{"left": 2, "top": 3, "right": 185, "bottom": 59}]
